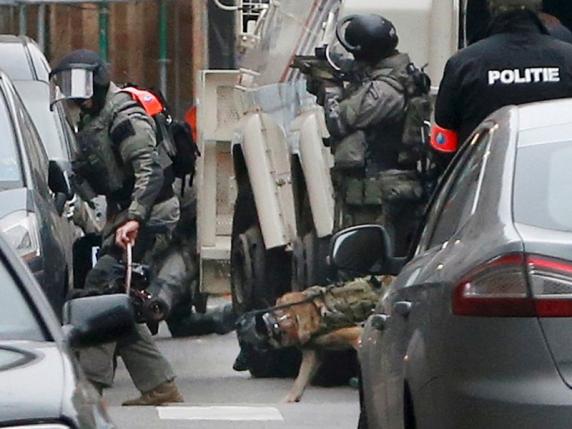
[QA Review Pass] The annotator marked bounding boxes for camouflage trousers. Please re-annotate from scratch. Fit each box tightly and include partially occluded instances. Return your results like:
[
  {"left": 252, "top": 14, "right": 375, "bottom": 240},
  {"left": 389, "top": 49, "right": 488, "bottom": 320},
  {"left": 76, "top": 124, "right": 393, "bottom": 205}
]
[
  {"left": 79, "top": 197, "right": 182, "bottom": 392},
  {"left": 333, "top": 169, "right": 425, "bottom": 256}
]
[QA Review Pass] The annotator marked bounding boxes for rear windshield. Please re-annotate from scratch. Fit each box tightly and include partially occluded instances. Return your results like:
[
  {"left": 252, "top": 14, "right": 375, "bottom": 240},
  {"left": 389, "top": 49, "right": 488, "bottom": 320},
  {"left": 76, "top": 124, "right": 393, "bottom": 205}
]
[
  {"left": 514, "top": 140, "right": 572, "bottom": 231},
  {"left": 0, "top": 43, "right": 34, "bottom": 80}
]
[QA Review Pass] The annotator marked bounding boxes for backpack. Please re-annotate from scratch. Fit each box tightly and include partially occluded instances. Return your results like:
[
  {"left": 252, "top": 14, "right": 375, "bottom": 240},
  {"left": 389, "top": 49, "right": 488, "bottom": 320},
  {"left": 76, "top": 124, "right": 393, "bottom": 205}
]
[
  {"left": 121, "top": 86, "right": 200, "bottom": 188},
  {"left": 378, "top": 64, "right": 435, "bottom": 196},
  {"left": 393, "top": 63, "right": 433, "bottom": 166}
]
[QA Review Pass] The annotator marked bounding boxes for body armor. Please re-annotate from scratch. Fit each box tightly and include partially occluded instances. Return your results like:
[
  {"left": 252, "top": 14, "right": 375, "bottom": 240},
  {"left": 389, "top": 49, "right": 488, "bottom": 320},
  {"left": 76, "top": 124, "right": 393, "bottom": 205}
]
[{"left": 74, "top": 102, "right": 130, "bottom": 200}]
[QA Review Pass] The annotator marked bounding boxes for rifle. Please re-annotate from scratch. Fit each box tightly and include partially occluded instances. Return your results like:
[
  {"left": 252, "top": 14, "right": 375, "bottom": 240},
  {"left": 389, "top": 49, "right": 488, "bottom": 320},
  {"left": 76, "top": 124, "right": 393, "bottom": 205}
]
[{"left": 291, "top": 53, "right": 356, "bottom": 105}]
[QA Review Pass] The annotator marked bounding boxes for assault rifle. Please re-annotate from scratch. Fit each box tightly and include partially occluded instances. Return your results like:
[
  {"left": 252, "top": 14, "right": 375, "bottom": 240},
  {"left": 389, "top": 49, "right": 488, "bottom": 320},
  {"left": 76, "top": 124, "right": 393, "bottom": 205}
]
[{"left": 291, "top": 48, "right": 356, "bottom": 105}]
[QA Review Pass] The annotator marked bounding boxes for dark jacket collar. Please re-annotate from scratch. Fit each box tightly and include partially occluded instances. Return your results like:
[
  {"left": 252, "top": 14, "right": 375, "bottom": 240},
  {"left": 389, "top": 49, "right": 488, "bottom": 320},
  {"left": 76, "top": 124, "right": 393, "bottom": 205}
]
[
  {"left": 488, "top": 9, "right": 549, "bottom": 37},
  {"left": 366, "top": 52, "right": 411, "bottom": 78}
]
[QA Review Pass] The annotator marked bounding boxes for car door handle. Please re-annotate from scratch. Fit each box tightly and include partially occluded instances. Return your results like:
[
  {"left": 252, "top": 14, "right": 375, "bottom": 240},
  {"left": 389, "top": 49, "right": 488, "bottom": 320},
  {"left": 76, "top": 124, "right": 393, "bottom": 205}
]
[
  {"left": 393, "top": 301, "right": 412, "bottom": 317},
  {"left": 369, "top": 314, "right": 390, "bottom": 331}
]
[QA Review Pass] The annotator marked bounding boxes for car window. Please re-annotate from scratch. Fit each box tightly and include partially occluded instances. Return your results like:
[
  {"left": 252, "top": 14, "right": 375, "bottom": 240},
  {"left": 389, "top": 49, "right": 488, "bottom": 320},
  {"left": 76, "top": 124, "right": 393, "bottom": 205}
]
[
  {"left": 0, "top": 43, "right": 34, "bottom": 80},
  {"left": 27, "top": 42, "right": 50, "bottom": 82},
  {"left": 0, "top": 89, "right": 23, "bottom": 188},
  {"left": 421, "top": 129, "right": 492, "bottom": 250},
  {"left": 57, "top": 103, "right": 78, "bottom": 157},
  {"left": 0, "top": 259, "right": 45, "bottom": 341},
  {"left": 12, "top": 90, "right": 50, "bottom": 196},
  {"left": 14, "top": 81, "right": 68, "bottom": 160},
  {"left": 514, "top": 138, "right": 572, "bottom": 231}
]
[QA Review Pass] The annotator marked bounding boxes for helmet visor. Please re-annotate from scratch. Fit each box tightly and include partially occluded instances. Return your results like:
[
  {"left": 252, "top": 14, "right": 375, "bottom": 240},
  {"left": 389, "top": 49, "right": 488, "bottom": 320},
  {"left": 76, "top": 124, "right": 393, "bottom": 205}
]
[{"left": 49, "top": 68, "right": 94, "bottom": 108}]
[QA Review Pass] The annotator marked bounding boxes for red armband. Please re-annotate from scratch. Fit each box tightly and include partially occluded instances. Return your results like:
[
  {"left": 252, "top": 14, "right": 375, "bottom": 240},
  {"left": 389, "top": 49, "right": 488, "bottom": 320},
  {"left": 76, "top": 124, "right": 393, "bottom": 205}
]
[{"left": 430, "top": 125, "right": 459, "bottom": 153}]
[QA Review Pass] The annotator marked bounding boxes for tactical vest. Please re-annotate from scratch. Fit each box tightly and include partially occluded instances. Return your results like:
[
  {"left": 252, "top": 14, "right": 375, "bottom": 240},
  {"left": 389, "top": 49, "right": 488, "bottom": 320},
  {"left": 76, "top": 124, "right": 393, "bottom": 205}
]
[
  {"left": 304, "top": 277, "right": 384, "bottom": 336},
  {"left": 74, "top": 94, "right": 131, "bottom": 203}
]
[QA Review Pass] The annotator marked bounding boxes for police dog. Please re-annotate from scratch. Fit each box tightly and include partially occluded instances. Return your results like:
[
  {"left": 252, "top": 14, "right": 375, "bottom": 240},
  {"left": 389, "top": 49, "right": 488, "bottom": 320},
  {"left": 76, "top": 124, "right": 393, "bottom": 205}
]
[{"left": 274, "top": 290, "right": 364, "bottom": 403}]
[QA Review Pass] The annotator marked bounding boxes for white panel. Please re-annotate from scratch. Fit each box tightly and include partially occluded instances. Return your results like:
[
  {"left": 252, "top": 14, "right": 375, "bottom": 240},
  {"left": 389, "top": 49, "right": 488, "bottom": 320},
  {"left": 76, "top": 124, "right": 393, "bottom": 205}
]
[
  {"left": 295, "top": 109, "right": 335, "bottom": 238},
  {"left": 157, "top": 406, "right": 284, "bottom": 421}
]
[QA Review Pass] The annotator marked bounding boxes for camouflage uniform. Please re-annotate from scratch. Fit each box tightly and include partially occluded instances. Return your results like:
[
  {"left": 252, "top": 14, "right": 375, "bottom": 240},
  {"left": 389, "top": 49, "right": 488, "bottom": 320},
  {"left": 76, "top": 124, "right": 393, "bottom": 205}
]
[
  {"left": 76, "top": 83, "right": 179, "bottom": 392},
  {"left": 325, "top": 52, "right": 424, "bottom": 255},
  {"left": 304, "top": 276, "right": 385, "bottom": 337}
]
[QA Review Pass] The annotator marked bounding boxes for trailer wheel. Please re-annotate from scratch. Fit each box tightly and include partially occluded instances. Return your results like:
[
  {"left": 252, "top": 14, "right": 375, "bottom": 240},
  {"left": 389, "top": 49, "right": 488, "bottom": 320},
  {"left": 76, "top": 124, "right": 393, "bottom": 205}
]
[
  {"left": 291, "top": 231, "right": 331, "bottom": 290},
  {"left": 231, "top": 223, "right": 300, "bottom": 377},
  {"left": 303, "top": 231, "right": 331, "bottom": 287},
  {"left": 291, "top": 237, "right": 306, "bottom": 291},
  {"left": 230, "top": 229, "right": 259, "bottom": 315}
]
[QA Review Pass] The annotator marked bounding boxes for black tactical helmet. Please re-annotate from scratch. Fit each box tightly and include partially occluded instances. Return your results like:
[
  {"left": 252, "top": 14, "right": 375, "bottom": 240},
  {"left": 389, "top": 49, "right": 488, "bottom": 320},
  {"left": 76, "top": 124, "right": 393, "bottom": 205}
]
[
  {"left": 488, "top": 0, "right": 542, "bottom": 15},
  {"left": 51, "top": 49, "right": 110, "bottom": 89},
  {"left": 336, "top": 14, "right": 399, "bottom": 63},
  {"left": 50, "top": 49, "right": 110, "bottom": 113}
]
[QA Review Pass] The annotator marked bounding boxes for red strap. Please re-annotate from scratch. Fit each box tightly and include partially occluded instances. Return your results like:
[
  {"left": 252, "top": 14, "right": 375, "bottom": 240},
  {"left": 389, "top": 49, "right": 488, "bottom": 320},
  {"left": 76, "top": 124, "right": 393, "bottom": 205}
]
[
  {"left": 122, "top": 87, "right": 163, "bottom": 117},
  {"left": 430, "top": 125, "right": 459, "bottom": 153}
]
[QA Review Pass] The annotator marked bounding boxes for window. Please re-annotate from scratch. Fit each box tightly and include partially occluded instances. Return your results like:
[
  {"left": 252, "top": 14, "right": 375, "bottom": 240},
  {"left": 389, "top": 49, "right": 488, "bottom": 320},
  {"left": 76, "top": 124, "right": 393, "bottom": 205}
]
[
  {"left": 424, "top": 130, "right": 492, "bottom": 249},
  {"left": 514, "top": 139, "right": 572, "bottom": 231},
  {"left": 13, "top": 89, "right": 50, "bottom": 196},
  {"left": 0, "top": 89, "right": 23, "bottom": 188},
  {"left": 0, "top": 43, "right": 34, "bottom": 80},
  {"left": 14, "top": 81, "right": 68, "bottom": 160}
]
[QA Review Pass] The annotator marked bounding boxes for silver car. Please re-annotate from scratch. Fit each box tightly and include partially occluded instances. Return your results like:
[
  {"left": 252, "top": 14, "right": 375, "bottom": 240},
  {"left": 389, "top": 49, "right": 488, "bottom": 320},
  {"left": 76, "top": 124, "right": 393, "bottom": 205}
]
[{"left": 331, "top": 98, "right": 572, "bottom": 429}]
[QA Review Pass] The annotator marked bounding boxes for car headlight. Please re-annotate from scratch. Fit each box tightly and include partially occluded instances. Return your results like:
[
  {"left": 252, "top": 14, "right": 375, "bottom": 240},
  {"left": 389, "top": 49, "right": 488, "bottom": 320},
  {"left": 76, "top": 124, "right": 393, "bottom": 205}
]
[{"left": 0, "top": 211, "right": 41, "bottom": 261}]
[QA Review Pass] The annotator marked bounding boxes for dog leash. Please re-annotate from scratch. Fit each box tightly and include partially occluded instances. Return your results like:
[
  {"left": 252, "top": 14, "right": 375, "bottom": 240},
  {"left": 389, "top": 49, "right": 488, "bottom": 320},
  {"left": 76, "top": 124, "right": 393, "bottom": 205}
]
[
  {"left": 243, "top": 293, "right": 322, "bottom": 318},
  {"left": 125, "top": 242, "right": 133, "bottom": 295}
]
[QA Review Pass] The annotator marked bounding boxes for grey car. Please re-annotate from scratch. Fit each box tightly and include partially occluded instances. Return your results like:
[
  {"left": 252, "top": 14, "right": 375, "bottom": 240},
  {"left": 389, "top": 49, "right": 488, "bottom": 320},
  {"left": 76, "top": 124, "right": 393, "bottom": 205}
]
[
  {"left": 331, "top": 98, "right": 572, "bottom": 429},
  {"left": 0, "top": 35, "right": 103, "bottom": 234},
  {"left": 0, "top": 229, "right": 134, "bottom": 427}
]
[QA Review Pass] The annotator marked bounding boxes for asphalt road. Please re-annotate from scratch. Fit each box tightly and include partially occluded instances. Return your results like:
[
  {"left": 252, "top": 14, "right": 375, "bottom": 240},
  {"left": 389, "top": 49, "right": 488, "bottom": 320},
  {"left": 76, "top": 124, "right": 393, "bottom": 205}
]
[{"left": 104, "top": 302, "right": 360, "bottom": 429}]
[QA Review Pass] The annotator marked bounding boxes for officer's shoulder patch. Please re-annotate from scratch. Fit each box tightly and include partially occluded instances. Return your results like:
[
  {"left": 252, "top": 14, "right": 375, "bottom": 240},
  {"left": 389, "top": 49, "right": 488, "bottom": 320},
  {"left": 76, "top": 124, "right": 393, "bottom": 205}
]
[{"left": 110, "top": 119, "right": 136, "bottom": 145}]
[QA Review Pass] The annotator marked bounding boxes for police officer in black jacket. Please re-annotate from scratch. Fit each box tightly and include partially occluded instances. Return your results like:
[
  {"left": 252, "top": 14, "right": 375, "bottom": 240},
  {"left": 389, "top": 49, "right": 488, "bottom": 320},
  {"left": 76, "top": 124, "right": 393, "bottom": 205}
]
[{"left": 431, "top": 0, "right": 572, "bottom": 161}]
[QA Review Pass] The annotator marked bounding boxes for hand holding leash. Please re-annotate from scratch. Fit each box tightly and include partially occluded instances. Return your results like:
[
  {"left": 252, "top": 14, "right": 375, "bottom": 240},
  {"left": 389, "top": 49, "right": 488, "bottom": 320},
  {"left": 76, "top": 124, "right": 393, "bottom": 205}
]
[{"left": 115, "top": 220, "right": 140, "bottom": 249}]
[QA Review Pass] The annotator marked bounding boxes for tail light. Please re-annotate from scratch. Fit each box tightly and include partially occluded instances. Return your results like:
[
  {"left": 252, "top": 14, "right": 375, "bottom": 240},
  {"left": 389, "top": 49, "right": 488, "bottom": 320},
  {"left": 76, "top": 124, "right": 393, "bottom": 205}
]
[{"left": 453, "top": 253, "right": 572, "bottom": 317}]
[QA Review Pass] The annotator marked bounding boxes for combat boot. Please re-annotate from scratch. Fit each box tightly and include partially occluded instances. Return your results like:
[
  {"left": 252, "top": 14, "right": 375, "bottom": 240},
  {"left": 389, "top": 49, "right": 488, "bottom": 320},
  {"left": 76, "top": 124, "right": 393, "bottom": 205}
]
[{"left": 122, "top": 380, "right": 184, "bottom": 406}]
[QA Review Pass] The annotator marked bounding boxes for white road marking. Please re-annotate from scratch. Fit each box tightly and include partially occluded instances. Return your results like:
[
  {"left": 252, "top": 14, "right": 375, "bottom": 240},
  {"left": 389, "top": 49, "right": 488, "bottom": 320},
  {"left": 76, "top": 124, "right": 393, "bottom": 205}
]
[{"left": 156, "top": 406, "right": 284, "bottom": 421}]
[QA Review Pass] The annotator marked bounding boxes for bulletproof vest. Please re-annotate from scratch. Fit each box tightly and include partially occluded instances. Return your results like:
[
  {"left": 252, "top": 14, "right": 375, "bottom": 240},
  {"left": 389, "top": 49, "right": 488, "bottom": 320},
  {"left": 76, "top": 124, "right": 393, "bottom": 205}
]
[
  {"left": 361, "top": 55, "right": 411, "bottom": 174},
  {"left": 74, "top": 96, "right": 130, "bottom": 201},
  {"left": 304, "top": 277, "right": 384, "bottom": 335}
]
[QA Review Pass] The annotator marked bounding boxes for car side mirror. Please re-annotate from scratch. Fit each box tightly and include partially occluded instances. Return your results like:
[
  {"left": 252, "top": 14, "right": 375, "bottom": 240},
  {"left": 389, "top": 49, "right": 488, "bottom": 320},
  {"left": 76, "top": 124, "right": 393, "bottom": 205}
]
[
  {"left": 62, "top": 294, "right": 135, "bottom": 349},
  {"left": 329, "top": 225, "right": 406, "bottom": 276}
]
